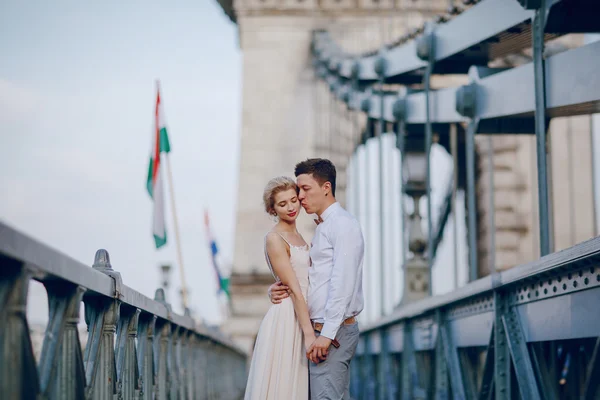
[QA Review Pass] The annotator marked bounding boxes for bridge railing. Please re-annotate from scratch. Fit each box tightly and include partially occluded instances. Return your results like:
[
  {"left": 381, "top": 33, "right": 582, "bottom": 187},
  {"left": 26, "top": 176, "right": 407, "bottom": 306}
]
[
  {"left": 0, "top": 221, "right": 247, "bottom": 400},
  {"left": 351, "top": 236, "right": 600, "bottom": 399}
]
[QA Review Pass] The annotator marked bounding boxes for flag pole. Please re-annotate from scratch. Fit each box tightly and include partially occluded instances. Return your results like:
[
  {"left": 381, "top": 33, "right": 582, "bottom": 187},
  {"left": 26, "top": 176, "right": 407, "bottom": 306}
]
[
  {"left": 165, "top": 153, "right": 189, "bottom": 310},
  {"left": 156, "top": 79, "right": 189, "bottom": 311}
]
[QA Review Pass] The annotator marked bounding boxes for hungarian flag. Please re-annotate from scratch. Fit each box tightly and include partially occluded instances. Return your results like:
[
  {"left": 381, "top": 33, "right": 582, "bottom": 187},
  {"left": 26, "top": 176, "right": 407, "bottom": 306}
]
[{"left": 146, "top": 85, "right": 171, "bottom": 248}]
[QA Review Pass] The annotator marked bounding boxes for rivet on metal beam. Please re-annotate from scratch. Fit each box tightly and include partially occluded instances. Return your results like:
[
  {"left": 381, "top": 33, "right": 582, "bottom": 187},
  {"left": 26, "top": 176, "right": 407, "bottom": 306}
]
[
  {"left": 318, "top": 67, "right": 327, "bottom": 79},
  {"left": 392, "top": 97, "right": 407, "bottom": 122},
  {"left": 361, "top": 97, "right": 372, "bottom": 113},
  {"left": 360, "top": 130, "right": 368, "bottom": 145},
  {"left": 374, "top": 55, "right": 388, "bottom": 78},
  {"left": 351, "top": 61, "right": 361, "bottom": 80},
  {"left": 455, "top": 83, "right": 478, "bottom": 118},
  {"left": 416, "top": 24, "right": 436, "bottom": 62},
  {"left": 341, "top": 89, "right": 351, "bottom": 104},
  {"left": 313, "top": 46, "right": 322, "bottom": 58},
  {"left": 331, "top": 59, "right": 340, "bottom": 73},
  {"left": 329, "top": 80, "right": 338, "bottom": 93}
]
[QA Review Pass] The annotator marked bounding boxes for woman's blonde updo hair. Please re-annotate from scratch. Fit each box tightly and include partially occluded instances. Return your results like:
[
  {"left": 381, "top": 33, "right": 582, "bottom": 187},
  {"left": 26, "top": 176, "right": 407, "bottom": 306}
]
[{"left": 263, "top": 176, "right": 298, "bottom": 216}]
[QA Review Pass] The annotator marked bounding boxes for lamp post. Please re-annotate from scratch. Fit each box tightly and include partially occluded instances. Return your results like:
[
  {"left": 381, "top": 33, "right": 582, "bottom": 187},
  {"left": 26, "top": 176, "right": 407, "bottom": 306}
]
[{"left": 400, "top": 150, "right": 431, "bottom": 304}]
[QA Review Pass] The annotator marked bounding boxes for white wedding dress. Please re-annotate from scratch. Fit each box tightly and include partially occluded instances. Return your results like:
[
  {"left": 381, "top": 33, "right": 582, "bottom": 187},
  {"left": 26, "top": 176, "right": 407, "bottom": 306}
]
[{"left": 243, "top": 233, "right": 310, "bottom": 400}]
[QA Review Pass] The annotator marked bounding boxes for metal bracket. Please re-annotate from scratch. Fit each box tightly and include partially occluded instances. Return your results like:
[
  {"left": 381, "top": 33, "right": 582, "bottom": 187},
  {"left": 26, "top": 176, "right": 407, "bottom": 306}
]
[
  {"left": 38, "top": 282, "right": 84, "bottom": 396},
  {"left": 434, "top": 312, "right": 449, "bottom": 400},
  {"left": 83, "top": 293, "right": 119, "bottom": 398},
  {"left": 439, "top": 313, "right": 468, "bottom": 400},
  {"left": 533, "top": 0, "right": 552, "bottom": 256},
  {"left": 419, "top": 24, "right": 436, "bottom": 290},
  {"left": 466, "top": 117, "right": 480, "bottom": 282},
  {"left": 0, "top": 266, "right": 40, "bottom": 398},
  {"left": 494, "top": 292, "right": 511, "bottom": 400},
  {"left": 583, "top": 338, "right": 600, "bottom": 399},
  {"left": 362, "top": 335, "right": 377, "bottom": 400},
  {"left": 416, "top": 23, "right": 436, "bottom": 63},
  {"left": 402, "top": 322, "right": 426, "bottom": 400},
  {"left": 115, "top": 304, "right": 141, "bottom": 399},
  {"left": 153, "top": 320, "right": 172, "bottom": 399},
  {"left": 377, "top": 329, "right": 397, "bottom": 400},
  {"left": 518, "top": 0, "right": 542, "bottom": 9},
  {"left": 477, "top": 328, "right": 495, "bottom": 400},
  {"left": 502, "top": 307, "right": 542, "bottom": 400},
  {"left": 530, "top": 342, "right": 560, "bottom": 400},
  {"left": 455, "top": 83, "right": 478, "bottom": 119},
  {"left": 361, "top": 96, "right": 372, "bottom": 113},
  {"left": 136, "top": 313, "right": 157, "bottom": 400}
]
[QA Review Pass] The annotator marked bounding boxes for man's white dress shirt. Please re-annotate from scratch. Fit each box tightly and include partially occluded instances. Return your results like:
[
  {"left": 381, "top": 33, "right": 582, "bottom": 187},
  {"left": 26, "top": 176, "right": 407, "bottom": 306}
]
[{"left": 308, "top": 202, "right": 364, "bottom": 340}]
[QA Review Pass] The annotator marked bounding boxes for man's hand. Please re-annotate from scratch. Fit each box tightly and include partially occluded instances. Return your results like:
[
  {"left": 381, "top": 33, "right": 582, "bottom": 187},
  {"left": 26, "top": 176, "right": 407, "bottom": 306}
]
[
  {"left": 306, "top": 336, "right": 332, "bottom": 364},
  {"left": 268, "top": 281, "right": 290, "bottom": 304}
]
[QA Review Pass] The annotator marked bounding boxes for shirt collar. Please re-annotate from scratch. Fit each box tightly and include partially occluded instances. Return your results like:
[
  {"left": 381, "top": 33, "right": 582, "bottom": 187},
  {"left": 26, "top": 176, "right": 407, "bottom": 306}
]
[{"left": 319, "top": 202, "right": 341, "bottom": 222}]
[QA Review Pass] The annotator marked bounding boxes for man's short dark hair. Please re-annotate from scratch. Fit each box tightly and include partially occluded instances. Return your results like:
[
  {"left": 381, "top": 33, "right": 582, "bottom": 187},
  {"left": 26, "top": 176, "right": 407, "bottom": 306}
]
[{"left": 294, "top": 158, "right": 336, "bottom": 197}]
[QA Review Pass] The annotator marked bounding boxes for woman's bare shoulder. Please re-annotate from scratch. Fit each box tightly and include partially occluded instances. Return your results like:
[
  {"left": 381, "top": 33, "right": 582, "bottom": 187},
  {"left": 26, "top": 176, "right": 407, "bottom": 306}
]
[{"left": 265, "top": 231, "right": 287, "bottom": 253}]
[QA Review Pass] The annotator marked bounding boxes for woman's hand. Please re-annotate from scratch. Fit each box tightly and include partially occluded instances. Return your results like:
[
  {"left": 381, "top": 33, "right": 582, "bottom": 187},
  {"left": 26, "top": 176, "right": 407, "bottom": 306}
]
[{"left": 304, "top": 332, "right": 317, "bottom": 354}]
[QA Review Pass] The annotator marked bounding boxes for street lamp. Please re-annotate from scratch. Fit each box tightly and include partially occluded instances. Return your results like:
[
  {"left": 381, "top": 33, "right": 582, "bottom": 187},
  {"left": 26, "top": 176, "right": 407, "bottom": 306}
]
[
  {"left": 403, "top": 152, "right": 427, "bottom": 197},
  {"left": 400, "top": 149, "right": 431, "bottom": 305}
]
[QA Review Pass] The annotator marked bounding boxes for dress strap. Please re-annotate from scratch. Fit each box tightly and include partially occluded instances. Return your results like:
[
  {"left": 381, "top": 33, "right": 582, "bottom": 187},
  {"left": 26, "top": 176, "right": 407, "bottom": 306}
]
[
  {"left": 263, "top": 234, "right": 279, "bottom": 281},
  {"left": 276, "top": 232, "right": 292, "bottom": 247}
]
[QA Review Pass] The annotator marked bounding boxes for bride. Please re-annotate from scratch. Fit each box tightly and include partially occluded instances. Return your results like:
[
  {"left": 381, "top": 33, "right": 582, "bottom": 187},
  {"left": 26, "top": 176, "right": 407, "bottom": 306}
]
[{"left": 244, "top": 176, "right": 313, "bottom": 400}]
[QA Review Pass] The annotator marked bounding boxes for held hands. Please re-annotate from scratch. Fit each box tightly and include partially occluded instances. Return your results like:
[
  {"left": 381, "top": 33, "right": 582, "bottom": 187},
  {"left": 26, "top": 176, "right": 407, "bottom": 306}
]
[
  {"left": 306, "top": 336, "right": 332, "bottom": 364},
  {"left": 304, "top": 332, "right": 317, "bottom": 357},
  {"left": 268, "top": 281, "right": 290, "bottom": 304}
]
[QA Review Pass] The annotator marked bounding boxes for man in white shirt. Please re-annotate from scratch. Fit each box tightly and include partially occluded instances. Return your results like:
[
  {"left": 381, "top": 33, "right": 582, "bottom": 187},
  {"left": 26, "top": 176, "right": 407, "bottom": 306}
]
[{"left": 269, "top": 158, "right": 365, "bottom": 400}]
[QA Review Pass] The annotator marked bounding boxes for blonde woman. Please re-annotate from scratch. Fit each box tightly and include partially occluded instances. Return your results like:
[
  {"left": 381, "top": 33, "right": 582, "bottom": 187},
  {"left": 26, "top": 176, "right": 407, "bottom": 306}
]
[{"left": 244, "top": 176, "right": 314, "bottom": 400}]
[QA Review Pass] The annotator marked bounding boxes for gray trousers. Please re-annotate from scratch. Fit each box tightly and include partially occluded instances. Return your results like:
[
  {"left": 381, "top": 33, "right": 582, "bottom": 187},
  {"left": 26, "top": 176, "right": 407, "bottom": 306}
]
[{"left": 309, "top": 322, "right": 360, "bottom": 400}]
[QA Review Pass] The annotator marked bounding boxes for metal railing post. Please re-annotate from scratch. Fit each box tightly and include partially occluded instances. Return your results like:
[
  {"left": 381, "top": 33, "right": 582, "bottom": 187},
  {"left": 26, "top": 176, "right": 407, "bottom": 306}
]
[
  {"left": 532, "top": 0, "right": 552, "bottom": 256},
  {"left": 416, "top": 23, "right": 436, "bottom": 295},
  {"left": 376, "top": 52, "right": 388, "bottom": 319}
]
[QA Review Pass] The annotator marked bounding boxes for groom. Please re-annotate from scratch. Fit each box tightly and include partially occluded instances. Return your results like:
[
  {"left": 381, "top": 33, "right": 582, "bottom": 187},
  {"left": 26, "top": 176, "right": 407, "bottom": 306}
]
[{"left": 269, "top": 158, "right": 365, "bottom": 400}]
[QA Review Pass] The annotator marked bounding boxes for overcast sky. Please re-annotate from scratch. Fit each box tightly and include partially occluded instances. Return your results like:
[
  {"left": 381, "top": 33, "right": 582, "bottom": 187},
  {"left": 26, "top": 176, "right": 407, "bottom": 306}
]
[{"left": 0, "top": 0, "right": 240, "bottom": 324}]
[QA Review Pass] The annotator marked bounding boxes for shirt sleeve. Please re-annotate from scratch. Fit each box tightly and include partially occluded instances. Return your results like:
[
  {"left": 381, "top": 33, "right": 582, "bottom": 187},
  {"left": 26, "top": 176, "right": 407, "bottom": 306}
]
[{"left": 320, "top": 217, "right": 364, "bottom": 340}]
